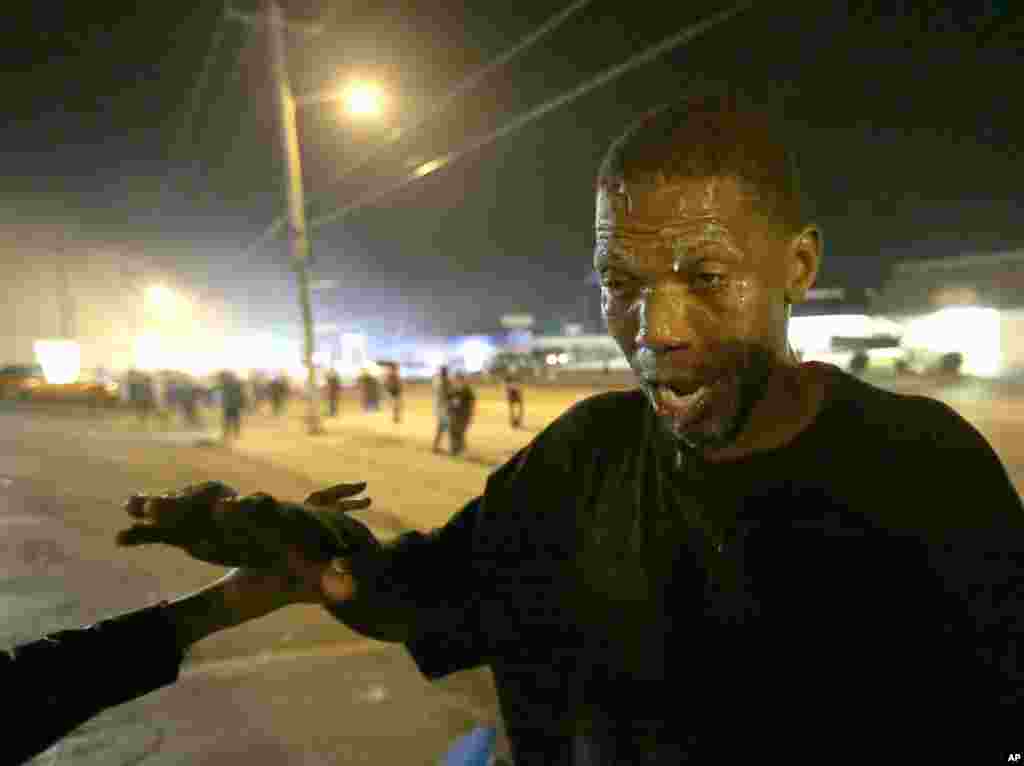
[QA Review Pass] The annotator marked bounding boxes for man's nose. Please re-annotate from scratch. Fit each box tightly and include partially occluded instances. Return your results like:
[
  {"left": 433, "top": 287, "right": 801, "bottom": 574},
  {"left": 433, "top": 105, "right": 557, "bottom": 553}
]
[{"left": 635, "top": 286, "right": 698, "bottom": 351}]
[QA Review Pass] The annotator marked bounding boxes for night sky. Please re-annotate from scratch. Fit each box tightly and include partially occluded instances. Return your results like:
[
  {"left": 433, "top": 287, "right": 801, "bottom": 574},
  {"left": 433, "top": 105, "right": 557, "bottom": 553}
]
[{"left": 2, "top": 0, "right": 1022, "bottom": 352}]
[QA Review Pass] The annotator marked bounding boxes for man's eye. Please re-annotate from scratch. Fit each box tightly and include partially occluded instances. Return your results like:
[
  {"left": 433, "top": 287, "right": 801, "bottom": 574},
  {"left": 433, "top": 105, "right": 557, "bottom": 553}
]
[
  {"left": 601, "top": 276, "right": 634, "bottom": 295},
  {"left": 694, "top": 272, "right": 727, "bottom": 291}
]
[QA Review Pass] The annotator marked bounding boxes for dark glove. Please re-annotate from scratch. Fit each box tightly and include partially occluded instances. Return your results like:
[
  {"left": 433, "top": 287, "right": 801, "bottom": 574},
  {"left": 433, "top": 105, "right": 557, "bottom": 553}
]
[{"left": 117, "top": 480, "right": 380, "bottom": 569}]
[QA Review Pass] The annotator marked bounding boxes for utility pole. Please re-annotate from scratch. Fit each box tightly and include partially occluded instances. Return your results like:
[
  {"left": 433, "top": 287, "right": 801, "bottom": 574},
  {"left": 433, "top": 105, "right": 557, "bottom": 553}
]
[{"left": 265, "top": 0, "right": 323, "bottom": 434}]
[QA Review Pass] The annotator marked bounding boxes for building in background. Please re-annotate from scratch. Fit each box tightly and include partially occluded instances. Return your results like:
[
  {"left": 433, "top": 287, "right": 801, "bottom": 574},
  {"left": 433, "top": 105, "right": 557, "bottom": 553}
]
[
  {"left": 871, "top": 250, "right": 1024, "bottom": 378},
  {"left": 787, "top": 287, "right": 903, "bottom": 372}
]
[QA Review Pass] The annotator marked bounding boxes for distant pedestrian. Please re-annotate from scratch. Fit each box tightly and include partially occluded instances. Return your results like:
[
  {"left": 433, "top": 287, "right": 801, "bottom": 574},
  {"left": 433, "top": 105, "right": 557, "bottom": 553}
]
[
  {"left": 179, "top": 379, "right": 202, "bottom": 427},
  {"left": 505, "top": 370, "right": 524, "bottom": 428},
  {"left": 358, "top": 369, "right": 380, "bottom": 413},
  {"left": 218, "top": 371, "right": 246, "bottom": 442},
  {"left": 129, "top": 372, "right": 155, "bottom": 425},
  {"left": 153, "top": 373, "right": 173, "bottom": 427},
  {"left": 249, "top": 372, "right": 268, "bottom": 415},
  {"left": 431, "top": 365, "right": 450, "bottom": 453},
  {"left": 269, "top": 374, "right": 288, "bottom": 417},
  {"left": 448, "top": 371, "right": 476, "bottom": 457},
  {"left": 384, "top": 364, "right": 402, "bottom": 423},
  {"left": 325, "top": 369, "right": 342, "bottom": 417}
]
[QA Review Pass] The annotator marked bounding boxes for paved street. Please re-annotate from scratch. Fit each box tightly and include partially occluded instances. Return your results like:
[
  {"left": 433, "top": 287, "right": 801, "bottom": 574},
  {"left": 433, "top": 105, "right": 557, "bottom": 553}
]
[
  {"left": 0, "top": 404, "right": 508, "bottom": 766},
  {"left": 3, "top": 373, "right": 1023, "bottom": 764}
]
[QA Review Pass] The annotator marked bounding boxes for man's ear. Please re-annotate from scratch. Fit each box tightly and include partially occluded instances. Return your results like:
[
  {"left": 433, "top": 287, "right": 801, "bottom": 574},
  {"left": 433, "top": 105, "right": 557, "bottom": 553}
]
[{"left": 785, "top": 224, "right": 822, "bottom": 304}]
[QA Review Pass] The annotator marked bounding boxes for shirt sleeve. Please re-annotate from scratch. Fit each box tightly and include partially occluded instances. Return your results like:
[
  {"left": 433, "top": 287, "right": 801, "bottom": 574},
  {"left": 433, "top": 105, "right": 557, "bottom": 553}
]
[
  {"left": 400, "top": 497, "right": 493, "bottom": 678},
  {"left": 4, "top": 602, "right": 184, "bottom": 765},
  {"left": 323, "top": 495, "right": 493, "bottom": 677},
  {"left": 328, "top": 397, "right": 595, "bottom": 684},
  {"left": 911, "top": 397, "right": 1024, "bottom": 746}
]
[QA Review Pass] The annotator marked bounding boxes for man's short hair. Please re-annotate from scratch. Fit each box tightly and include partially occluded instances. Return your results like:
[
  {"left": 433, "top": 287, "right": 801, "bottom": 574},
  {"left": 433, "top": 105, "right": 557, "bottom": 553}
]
[{"left": 597, "top": 89, "right": 806, "bottom": 233}]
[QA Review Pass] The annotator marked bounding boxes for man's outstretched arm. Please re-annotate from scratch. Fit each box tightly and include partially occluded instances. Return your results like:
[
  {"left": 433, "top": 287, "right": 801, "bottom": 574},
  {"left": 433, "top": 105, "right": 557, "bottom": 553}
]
[
  {"left": 5, "top": 563, "right": 324, "bottom": 765},
  {"left": 4, "top": 481, "right": 376, "bottom": 765}
]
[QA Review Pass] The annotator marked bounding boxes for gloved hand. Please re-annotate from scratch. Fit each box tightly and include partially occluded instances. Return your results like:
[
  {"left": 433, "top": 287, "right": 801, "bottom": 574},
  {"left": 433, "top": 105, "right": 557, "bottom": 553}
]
[{"left": 117, "top": 480, "right": 381, "bottom": 571}]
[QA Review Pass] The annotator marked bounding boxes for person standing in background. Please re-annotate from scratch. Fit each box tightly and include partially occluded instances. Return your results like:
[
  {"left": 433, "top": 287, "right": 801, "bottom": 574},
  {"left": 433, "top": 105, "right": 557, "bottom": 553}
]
[
  {"left": 505, "top": 369, "right": 524, "bottom": 428},
  {"left": 385, "top": 364, "right": 403, "bottom": 424},
  {"left": 131, "top": 372, "right": 155, "bottom": 426},
  {"left": 431, "top": 365, "right": 450, "bottom": 453},
  {"left": 357, "top": 369, "right": 373, "bottom": 413},
  {"left": 218, "top": 371, "right": 246, "bottom": 442},
  {"left": 325, "top": 369, "right": 342, "bottom": 418},
  {"left": 153, "top": 372, "right": 172, "bottom": 428},
  {"left": 179, "top": 377, "right": 201, "bottom": 427},
  {"left": 447, "top": 372, "right": 476, "bottom": 457},
  {"left": 269, "top": 374, "right": 288, "bottom": 417}
]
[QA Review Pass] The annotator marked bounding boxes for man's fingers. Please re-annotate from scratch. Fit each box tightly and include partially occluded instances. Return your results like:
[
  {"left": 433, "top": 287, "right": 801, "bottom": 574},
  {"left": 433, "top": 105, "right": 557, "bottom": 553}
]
[
  {"left": 124, "top": 495, "right": 149, "bottom": 518},
  {"left": 191, "top": 481, "right": 239, "bottom": 505},
  {"left": 305, "top": 482, "right": 368, "bottom": 506},
  {"left": 116, "top": 525, "right": 170, "bottom": 547},
  {"left": 334, "top": 497, "right": 372, "bottom": 511}
]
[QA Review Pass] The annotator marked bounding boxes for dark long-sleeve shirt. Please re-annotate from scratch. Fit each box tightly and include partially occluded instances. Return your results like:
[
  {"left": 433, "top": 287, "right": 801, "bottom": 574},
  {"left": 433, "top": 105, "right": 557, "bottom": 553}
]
[
  {"left": 4, "top": 602, "right": 183, "bottom": 765},
  {"left": 330, "top": 365, "right": 1024, "bottom": 764}
]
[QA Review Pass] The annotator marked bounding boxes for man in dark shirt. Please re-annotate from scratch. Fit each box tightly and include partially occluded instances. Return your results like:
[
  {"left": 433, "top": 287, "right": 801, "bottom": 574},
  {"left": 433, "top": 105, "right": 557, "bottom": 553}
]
[
  {"left": 13, "top": 91, "right": 1022, "bottom": 764},
  {"left": 385, "top": 363, "right": 403, "bottom": 424},
  {"left": 323, "top": 91, "right": 1024, "bottom": 761},
  {"left": 325, "top": 369, "right": 343, "bottom": 418},
  {"left": 448, "top": 372, "right": 477, "bottom": 456},
  {"left": 217, "top": 370, "right": 246, "bottom": 441},
  {"left": 505, "top": 371, "right": 524, "bottom": 428}
]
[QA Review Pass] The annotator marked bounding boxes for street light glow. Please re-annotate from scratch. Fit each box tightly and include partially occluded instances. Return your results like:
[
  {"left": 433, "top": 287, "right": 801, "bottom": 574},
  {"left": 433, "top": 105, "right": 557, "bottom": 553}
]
[
  {"left": 343, "top": 82, "right": 384, "bottom": 117},
  {"left": 145, "top": 284, "right": 175, "bottom": 309}
]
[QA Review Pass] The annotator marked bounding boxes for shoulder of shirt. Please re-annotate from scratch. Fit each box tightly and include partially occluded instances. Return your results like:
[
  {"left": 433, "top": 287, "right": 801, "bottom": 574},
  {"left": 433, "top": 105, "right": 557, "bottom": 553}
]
[
  {"left": 540, "top": 387, "right": 647, "bottom": 442},
  {"left": 822, "top": 367, "right": 991, "bottom": 452},
  {"left": 492, "top": 388, "right": 646, "bottom": 482}
]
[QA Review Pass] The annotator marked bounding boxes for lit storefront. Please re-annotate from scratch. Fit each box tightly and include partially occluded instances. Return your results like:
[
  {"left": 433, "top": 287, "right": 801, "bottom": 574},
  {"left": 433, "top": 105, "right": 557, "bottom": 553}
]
[{"left": 871, "top": 250, "right": 1024, "bottom": 378}]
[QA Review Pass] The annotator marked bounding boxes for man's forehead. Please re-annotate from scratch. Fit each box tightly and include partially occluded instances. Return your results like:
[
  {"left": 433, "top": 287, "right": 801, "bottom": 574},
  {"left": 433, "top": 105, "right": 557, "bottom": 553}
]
[{"left": 595, "top": 175, "right": 753, "bottom": 231}]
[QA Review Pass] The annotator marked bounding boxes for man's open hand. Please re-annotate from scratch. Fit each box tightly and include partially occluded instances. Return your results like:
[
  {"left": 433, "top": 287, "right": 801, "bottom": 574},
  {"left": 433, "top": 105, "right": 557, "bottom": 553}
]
[{"left": 117, "top": 480, "right": 378, "bottom": 571}]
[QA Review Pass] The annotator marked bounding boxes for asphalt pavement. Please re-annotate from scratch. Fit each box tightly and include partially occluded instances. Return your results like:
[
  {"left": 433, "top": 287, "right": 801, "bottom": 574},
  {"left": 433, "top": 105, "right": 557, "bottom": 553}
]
[{"left": 0, "top": 407, "right": 508, "bottom": 765}]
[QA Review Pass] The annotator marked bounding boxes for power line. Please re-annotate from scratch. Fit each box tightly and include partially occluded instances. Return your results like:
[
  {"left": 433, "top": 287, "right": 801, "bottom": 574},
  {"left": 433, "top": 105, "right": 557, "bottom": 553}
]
[
  {"left": 150, "top": 3, "right": 230, "bottom": 221},
  {"left": 178, "top": 3, "right": 230, "bottom": 152},
  {"left": 309, "top": 0, "right": 755, "bottom": 231},
  {"left": 244, "top": 0, "right": 594, "bottom": 252}
]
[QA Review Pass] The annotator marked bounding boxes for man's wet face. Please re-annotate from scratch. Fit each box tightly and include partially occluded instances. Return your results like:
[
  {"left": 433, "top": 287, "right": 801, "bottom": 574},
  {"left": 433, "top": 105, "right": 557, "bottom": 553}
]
[{"left": 594, "top": 175, "right": 792, "bottom": 452}]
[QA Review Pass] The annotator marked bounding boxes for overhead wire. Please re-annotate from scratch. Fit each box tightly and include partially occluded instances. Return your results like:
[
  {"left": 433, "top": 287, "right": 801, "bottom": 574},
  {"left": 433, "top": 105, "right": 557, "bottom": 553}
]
[
  {"left": 243, "top": 0, "right": 595, "bottom": 253},
  {"left": 308, "top": 0, "right": 756, "bottom": 231},
  {"left": 150, "top": 3, "right": 231, "bottom": 222}
]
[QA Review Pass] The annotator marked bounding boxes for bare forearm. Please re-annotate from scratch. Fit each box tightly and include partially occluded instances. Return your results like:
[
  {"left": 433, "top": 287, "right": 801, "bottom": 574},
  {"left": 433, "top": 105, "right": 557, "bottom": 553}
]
[{"left": 164, "top": 568, "right": 306, "bottom": 651}]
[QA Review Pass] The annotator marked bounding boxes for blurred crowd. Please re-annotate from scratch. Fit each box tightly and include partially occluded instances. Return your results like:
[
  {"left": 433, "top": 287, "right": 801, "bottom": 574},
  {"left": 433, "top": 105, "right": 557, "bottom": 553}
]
[{"left": 106, "top": 363, "right": 527, "bottom": 456}]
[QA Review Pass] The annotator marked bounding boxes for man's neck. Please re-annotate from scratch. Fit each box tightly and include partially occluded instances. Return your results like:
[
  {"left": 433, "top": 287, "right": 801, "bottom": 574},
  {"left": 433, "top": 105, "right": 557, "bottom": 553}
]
[{"left": 703, "top": 361, "right": 830, "bottom": 463}]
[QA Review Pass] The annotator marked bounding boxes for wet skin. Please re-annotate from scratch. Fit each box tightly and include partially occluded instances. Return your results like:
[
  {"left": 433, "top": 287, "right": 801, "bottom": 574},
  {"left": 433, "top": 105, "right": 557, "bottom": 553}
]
[{"left": 594, "top": 174, "right": 823, "bottom": 458}]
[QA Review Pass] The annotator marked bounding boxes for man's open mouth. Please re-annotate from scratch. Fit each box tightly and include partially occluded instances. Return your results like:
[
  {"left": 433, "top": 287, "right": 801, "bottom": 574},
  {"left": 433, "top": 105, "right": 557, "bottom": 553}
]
[{"left": 649, "top": 381, "right": 712, "bottom": 423}]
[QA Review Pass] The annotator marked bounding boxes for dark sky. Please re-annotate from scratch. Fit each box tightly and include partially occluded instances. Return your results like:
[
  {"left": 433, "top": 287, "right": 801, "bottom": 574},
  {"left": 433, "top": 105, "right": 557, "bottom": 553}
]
[{"left": 2, "top": 0, "right": 1022, "bottom": 342}]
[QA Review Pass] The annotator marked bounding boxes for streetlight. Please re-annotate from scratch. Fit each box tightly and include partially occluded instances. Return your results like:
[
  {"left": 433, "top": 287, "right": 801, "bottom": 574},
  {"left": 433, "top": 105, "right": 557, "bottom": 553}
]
[
  {"left": 225, "top": 2, "right": 390, "bottom": 433},
  {"left": 292, "top": 80, "right": 387, "bottom": 116},
  {"left": 341, "top": 81, "right": 384, "bottom": 118},
  {"left": 264, "top": 0, "right": 388, "bottom": 435}
]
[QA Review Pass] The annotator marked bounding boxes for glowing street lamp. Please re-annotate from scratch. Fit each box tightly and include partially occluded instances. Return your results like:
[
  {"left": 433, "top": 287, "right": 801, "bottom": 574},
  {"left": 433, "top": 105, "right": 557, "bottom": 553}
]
[
  {"left": 342, "top": 81, "right": 385, "bottom": 118},
  {"left": 294, "top": 80, "right": 389, "bottom": 118}
]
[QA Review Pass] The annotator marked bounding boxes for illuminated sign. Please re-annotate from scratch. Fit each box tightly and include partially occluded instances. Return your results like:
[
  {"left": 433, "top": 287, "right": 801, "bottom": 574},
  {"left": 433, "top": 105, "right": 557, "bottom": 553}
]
[
  {"left": 929, "top": 287, "right": 978, "bottom": 307},
  {"left": 806, "top": 288, "right": 845, "bottom": 301},
  {"left": 500, "top": 314, "right": 534, "bottom": 329},
  {"left": 33, "top": 340, "right": 81, "bottom": 384}
]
